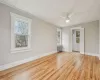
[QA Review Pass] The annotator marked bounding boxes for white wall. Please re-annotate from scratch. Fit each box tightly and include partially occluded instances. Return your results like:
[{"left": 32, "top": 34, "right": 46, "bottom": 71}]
[
  {"left": 0, "top": 3, "right": 57, "bottom": 65},
  {"left": 62, "top": 21, "right": 99, "bottom": 55},
  {"left": 62, "top": 27, "right": 70, "bottom": 51},
  {"left": 98, "top": 20, "right": 100, "bottom": 59}
]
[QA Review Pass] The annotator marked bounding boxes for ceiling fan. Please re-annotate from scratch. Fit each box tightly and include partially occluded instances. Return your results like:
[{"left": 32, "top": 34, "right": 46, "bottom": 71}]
[
  {"left": 61, "top": 11, "right": 86, "bottom": 23},
  {"left": 60, "top": 0, "right": 87, "bottom": 23},
  {"left": 61, "top": 12, "right": 74, "bottom": 23}
]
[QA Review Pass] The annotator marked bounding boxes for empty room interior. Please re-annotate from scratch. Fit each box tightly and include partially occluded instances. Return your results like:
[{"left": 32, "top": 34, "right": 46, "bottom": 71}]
[{"left": 0, "top": 0, "right": 100, "bottom": 80}]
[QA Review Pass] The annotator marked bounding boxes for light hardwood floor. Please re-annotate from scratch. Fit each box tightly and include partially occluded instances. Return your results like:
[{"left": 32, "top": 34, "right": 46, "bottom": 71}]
[{"left": 0, "top": 52, "right": 100, "bottom": 80}]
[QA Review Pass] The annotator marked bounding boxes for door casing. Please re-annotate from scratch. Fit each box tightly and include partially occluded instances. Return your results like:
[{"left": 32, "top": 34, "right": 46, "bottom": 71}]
[{"left": 70, "top": 27, "right": 84, "bottom": 54}]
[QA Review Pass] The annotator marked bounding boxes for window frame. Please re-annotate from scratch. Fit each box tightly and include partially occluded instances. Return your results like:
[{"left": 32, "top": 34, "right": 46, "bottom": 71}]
[
  {"left": 10, "top": 12, "right": 32, "bottom": 53},
  {"left": 57, "top": 28, "right": 62, "bottom": 45}
]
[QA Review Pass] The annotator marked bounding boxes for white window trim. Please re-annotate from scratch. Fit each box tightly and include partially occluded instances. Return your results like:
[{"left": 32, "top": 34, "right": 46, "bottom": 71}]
[
  {"left": 10, "top": 12, "right": 32, "bottom": 53},
  {"left": 57, "top": 28, "right": 62, "bottom": 46}
]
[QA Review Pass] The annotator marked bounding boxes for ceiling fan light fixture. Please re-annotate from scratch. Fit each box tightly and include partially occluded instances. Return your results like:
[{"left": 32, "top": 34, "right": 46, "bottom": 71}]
[
  {"left": 65, "top": 16, "right": 70, "bottom": 23},
  {"left": 66, "top": 19, "right": 70, "bottom": 23}
]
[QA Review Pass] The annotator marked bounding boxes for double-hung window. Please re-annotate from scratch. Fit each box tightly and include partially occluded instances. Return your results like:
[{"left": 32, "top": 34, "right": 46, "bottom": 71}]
[{"left": 10, "top": 13, "right": 32, "bottom": 53}]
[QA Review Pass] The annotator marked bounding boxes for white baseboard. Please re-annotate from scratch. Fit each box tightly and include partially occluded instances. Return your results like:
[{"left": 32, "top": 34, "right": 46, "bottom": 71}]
[
  {"left": 0, "top": 51, "right": 57, "bottom": 71},
  {"left": 62, "top": 48, "right": 70, "bottom": 52},
  {"left": 84, "top": 52, "right": 99, "bottom": 57},
  {"left": 68, "top": 51, "right": 100, "bottom": 59}
]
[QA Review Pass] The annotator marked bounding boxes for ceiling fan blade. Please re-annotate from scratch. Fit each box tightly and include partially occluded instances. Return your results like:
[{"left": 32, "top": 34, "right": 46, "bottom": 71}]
[
  {"left": 68, "top": 12, "right": 74, "bottom": 18},
  {"left": 60, "top": 16, "right": 66, "bottom": 19},
  {"left": 69, "top": 11, "right": 86, "bottom": 18}
]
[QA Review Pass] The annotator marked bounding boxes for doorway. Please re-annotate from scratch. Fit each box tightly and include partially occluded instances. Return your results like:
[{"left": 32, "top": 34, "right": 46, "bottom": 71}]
[
  {"left": 72, "top": 30, "right": 80, "bottom": 52},
  {"left": 70, "top": 27, "right": 84, "bottom": 54},
  {"left": 57, "top": 28, "right": 62, "bottom": 52}
]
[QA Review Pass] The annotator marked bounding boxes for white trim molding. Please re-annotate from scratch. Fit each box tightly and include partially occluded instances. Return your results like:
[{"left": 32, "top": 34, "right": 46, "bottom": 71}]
[
  {"left": 84, "top": 52, "right": 99, "bottom": 57},
  {"left": 71, "top": 27, "right": 83, "bottom": 30},
  {"left": 99, "top": 54, "right": 100, "bottom": 60},
  {"left": 0, "top": 51, "right": 57, "bottom": 71}
]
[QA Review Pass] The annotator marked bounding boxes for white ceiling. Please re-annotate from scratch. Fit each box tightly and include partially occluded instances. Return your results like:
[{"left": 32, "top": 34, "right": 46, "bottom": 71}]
[{"left": 0, "top": 0, "right": 100, "bottom": 27}]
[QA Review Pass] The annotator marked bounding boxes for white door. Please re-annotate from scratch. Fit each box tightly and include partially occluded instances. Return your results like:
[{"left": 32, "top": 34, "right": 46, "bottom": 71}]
[
  {"left": 80, "top": 28, "right": 84, "bottom": 54},
  {"left": 71, "top": 27, "right": 84, "bottom": 54},
  {"left": 72, "top": 30, "right": 80, "bottom": 52}
]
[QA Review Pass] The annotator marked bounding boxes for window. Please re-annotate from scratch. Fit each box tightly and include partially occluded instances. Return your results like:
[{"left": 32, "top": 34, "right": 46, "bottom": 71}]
[
  {"left": 10, "top": 13, "right": 32, "bottom": 53},
  {"left": 76, "top": 31, "right": 80, "bottom": 43},
  {"left": 57, "top": 28, "right": 62, "bottom": 45}
]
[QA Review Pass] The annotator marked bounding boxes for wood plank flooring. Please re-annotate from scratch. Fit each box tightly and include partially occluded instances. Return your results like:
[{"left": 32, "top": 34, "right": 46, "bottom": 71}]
[{"left": 0, "top": 52, "right": 100, "bottom": 80}]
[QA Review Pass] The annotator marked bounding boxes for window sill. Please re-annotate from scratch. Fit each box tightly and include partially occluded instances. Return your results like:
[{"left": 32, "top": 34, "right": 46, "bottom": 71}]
[{"left": 11, "top": 49, "right": 32, "bottom": 53}]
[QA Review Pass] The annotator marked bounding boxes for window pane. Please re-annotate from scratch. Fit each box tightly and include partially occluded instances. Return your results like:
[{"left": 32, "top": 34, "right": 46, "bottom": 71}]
[
  {"left": 15, "top": 20, "right": 28, "bottom": 35},
  {"left": 76, "top": 31, "right": 80, "bottom": 37},
  {"left": 15, "top": 35, "right": 28, "bottom": 48},
  {"left": 76, "top": 37, "right": 80, "bottom": 43},
  {"left": 57, "top": 31, "right": 60, "bottom": 43}
]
